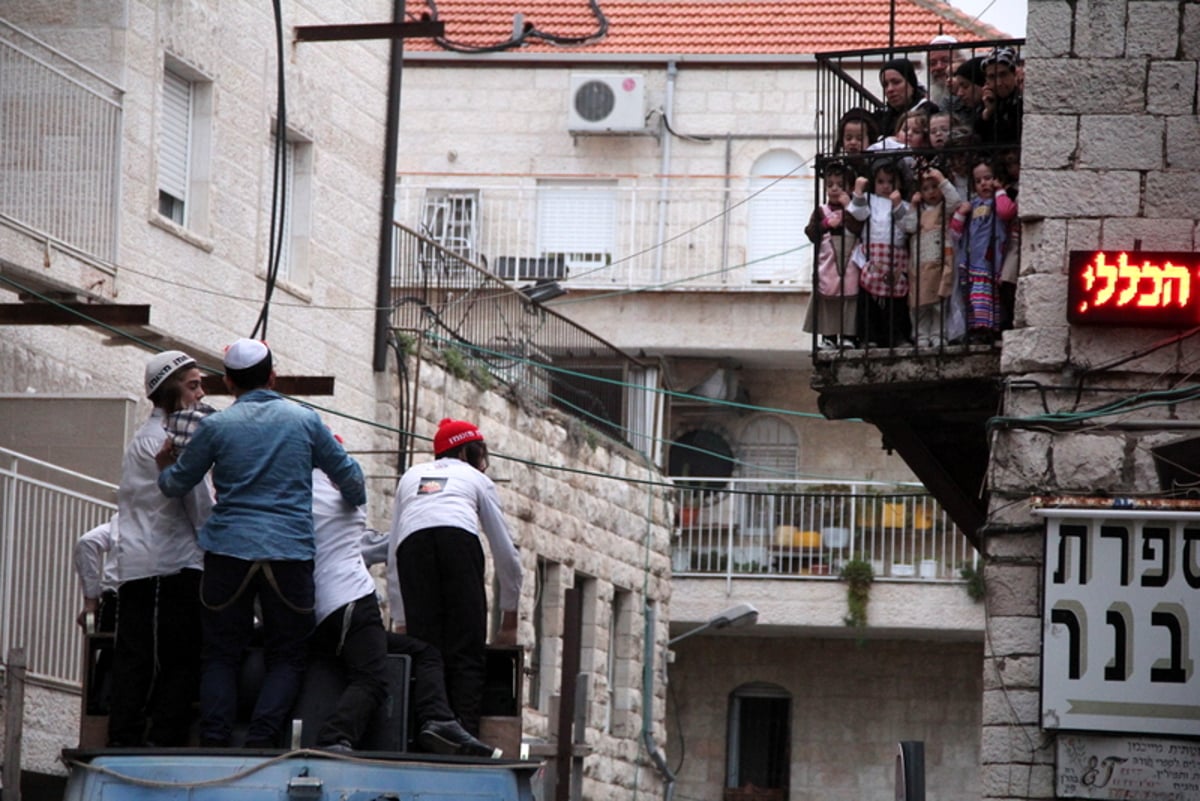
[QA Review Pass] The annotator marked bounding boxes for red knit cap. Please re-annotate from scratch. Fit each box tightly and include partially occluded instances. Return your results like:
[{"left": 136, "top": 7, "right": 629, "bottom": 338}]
[{"left": 434, "top": 418, "right": 484, "bottom": 456}]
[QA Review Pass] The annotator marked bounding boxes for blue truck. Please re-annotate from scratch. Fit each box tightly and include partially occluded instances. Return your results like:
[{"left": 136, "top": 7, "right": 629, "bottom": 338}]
[{"left": 60, "top": 748, "right": 542, "bottom": 800}]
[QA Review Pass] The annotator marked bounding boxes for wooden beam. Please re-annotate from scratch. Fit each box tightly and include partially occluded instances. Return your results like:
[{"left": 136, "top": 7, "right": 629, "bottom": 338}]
[
  {"left": 294, "top": 20, "right": 443, "bottom": 42},
  {"left": 201, "top": 375, "right": 336, "bottom": 396},
  {"left": 0, "top": 303, "right": 151, "bottom": 326}
]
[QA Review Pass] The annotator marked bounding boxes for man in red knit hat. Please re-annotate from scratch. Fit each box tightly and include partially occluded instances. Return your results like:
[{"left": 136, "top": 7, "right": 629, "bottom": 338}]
[{"left": 386, "top": 418, "right": 522, "bottom": 737}]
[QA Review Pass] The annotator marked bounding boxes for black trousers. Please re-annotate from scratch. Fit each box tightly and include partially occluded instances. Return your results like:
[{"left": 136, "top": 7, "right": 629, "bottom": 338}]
[
  {"left": 397, "top": 527, "right": 487, "bottom": 734},
  {"left": 385, "top": 631, "right": 455, "bottom": 725},
  {"left": 310, "top": 593, "right": 389, "bottom": 747},
  {"left": 857, "top": 291, "right": 912, "bottom": 347},
  {"left": 107, "top": 569, "right": 202, "bottom": 746}
]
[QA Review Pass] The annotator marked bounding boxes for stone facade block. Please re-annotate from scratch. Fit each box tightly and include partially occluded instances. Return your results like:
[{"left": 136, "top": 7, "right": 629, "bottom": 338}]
[
  {"left": 981, "top": 762, "right": 1056, "bottom": 800},
  {"left": 1049, "top": 433, "right": 1126, "bottom": 490},
  {"left": 1016, "top": 273, "right": 1069, "bottom": 328},
  {"left": 1186, "top": 3, "right": 1200, "bottom": 58},
  {"left": 1166, "top": 114, "right": 1200, "bottom": 170},
  {"left": 1078, "top": 115, "right": 1163, "bottom": 170},
  {"left": 984, "top": 655, "right": 1042, "bottom": 691},
  {"left": 999, "top": 326, "right": 1070, "bottom": 373},
  {"left": 988, "top": 615, "right": 1043, "bottom": 657},
  {"left": 1101, "top": 216, "right": 1196, "bottom": 249},
  {"left": 981, "top": 724, "right": 1051, "bottom": 765},
  {"left": 1021, "top": 114, "right": 1077, "bottom": 170},
  {"left": 1020, "top": 219, "right": 1066, "bottom": 276},
  {"left": 1068, "top": 325, "right": 1187, "bottom": 376},
  {"left": 1127, "top": 2, "right": 1180, "bottom": 57},
  {"left": 1021, "top": 169, "right": 1141, "bottom": 219},
  {"left": 1025, "top": 3, "right": 1073, "bottom": 58},
  {"left": 986, "top": 563, "right": 1041, "bottom": 617},
  {"left": 1146, "top": 170, "right": 1200, "bottom": 215},
  {"left": 990, "top": 430, "right": 1054, "bottom": 491},
  {"left": 1075, "top": 0, "right": 1129, "bottom": 57},
  {"left": 1025, "top": 60, "right": 1144, "bottom": 114},
  {"left": 1066, "top": 218, "right": 1103, "bottom": 252},
  {"left": 1148, "top": 61, "right": 1198, "bottom": 115}
]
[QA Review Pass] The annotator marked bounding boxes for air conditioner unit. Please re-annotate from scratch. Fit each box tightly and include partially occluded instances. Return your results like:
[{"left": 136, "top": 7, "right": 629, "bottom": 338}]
[{"left": 567, "top": 73, "right": 645, "bottom": 133}]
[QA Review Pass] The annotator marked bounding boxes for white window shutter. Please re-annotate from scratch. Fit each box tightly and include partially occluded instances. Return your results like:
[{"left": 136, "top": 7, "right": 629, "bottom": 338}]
[
  {"left": 747, "top": 151, "right": 810, "bottom": 284},
  {"left": 536, "top": 184, "right": 616, "bottom": 264},
  {"left": 159, "top": 70, "right": 192, "bottom": 208},
  {"left": 275, "top": 141, "right": 295, "bottom": 282}
]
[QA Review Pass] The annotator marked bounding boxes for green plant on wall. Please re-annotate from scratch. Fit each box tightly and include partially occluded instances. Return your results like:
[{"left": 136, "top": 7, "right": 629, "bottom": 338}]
[
  {"left": 840, "top": 557, "right": 874, "bottom": 636},
  {"left": 960, "top": 562, "right": 985, "bottom": 602}
]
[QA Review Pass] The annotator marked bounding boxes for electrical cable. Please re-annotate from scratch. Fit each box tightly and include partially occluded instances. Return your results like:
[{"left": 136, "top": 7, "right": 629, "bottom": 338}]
[
  {"left": 421, "top": 0, "right": 608, "bottom": 54},
  {"left": 251, "top": 0, "right": 289, "bottom": 341}
]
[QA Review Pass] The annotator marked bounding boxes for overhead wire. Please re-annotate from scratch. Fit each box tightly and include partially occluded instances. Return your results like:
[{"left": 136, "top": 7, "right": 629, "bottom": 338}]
[{"left": 420, "top": 0, "right": 608, "bottom": 54}]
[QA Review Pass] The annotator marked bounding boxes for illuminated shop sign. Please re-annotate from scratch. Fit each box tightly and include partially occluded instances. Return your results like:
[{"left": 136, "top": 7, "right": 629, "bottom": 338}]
[
  {"left": 1038, "top": 508, "right": 1199, "bottom": 738},
  {"left": 1068, "top": 250, "right": 1200, "bottom": 327}
]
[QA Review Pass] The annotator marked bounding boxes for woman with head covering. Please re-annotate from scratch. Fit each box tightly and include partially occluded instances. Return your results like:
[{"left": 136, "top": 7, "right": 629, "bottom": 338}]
[{"left": 876, "top": 58, "right": 939, "bottom": 144}]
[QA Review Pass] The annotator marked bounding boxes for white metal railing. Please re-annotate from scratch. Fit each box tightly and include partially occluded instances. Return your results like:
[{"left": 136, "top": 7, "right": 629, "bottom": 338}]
[
  {"left": 670, "top": 477, "right": 977, "bottom": 581},
  {"left": 395, "top": 174, "right": 816, "bottom": 293},
  {"left": 0, "top": 19, "right": 123, "bottom": 264},
  {"left": 0, "top": 447, "right": 117, "bottom": 687}
]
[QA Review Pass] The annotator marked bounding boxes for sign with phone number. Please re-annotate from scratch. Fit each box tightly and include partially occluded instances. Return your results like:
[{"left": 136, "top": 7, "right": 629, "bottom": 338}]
[{"left": 1038, "top": 509, "right": 1199, "bottom": 738}]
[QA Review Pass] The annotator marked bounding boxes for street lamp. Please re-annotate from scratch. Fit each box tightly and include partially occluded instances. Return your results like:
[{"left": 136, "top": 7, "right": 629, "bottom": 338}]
[{"left": 668, "top": 602, "right": 759, "bottom": 647}]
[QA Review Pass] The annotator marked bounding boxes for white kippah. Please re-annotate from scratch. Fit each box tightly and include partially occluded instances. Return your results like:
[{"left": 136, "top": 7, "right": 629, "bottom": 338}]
[
  {"left": 224, "top": 338, "right": 270, "bottom": 370},
  {"left": 929, "top": 34, "right": 958, "bottom": 45}
]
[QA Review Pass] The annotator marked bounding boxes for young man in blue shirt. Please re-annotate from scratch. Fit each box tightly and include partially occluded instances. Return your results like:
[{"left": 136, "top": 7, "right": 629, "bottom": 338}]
[{"left": 158, "top": 338, "right": 366, "bottom": 748}]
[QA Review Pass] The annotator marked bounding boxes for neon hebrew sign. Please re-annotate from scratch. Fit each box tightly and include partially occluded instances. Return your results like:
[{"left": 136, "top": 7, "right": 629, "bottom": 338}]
[
  {"left": 1068, "top": 250, "right": 1200, "bottom": 327},
  {"left": 1037, "top": 508, "right": 1200, "bottom": 738}
]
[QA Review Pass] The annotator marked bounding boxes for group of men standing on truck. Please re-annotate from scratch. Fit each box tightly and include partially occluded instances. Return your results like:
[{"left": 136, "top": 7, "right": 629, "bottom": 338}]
[{"left": 74, "top": 340, "right": 522, "bottom": 757}]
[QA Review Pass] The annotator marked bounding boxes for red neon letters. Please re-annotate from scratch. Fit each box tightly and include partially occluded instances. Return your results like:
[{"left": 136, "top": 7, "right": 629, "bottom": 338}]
[{"left": 1068, "top": 250, "right": 1200, "bottom": 327}]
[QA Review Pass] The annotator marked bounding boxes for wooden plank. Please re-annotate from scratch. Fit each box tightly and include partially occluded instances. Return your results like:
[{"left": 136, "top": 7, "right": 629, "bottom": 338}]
[
  {"left": 200, "top": 374, "right": 336, "bottom": 396},
  {"left": 294, "top": 20, "right": 443, "bottom": 42},
  {"left": 0, "top": 303, "right": 151, "bottom": 325}
]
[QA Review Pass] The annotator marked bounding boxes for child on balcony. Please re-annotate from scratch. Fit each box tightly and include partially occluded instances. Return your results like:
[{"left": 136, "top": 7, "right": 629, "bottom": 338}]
[
  {"left": 901, "top": 166, "right": 962, "bottom": 347},
  {"left": 803, "top": 160, "right": 862, "bottom": 348},
  {"left": 833, "top": 107, "right": 880, "bottom": 179},
  {"left": 848, "top": 162, "right": 912, "bottom": 347},
  {"left": 950, "top": 160, "right": 1016, "bottom": 344}
]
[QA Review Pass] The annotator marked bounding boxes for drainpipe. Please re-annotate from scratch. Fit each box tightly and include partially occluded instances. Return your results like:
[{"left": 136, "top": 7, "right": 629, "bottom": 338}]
[
  {"left": 652, "top": 62, "right": 677, "bottom": 284},
  {"left": 373, "top": 0, "right": 406, "bottom": 372},
  {"left": 642, "top": 602, "right": 676, "bottom": 801}
]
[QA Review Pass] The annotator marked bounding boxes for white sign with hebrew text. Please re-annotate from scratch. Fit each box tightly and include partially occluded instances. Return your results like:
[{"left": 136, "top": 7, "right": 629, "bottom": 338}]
[{"left": 1039, "top": 509, "right": 1200, "bottom": 738}]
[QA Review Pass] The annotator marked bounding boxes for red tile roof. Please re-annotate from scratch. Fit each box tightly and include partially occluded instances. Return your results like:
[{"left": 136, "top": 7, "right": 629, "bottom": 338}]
[{"left": 403, "top": 0, "right": 1010, "bottom": 55}]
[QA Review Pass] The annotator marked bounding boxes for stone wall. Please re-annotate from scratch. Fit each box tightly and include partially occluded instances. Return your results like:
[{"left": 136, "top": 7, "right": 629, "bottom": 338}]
[
  {"left": 985, "top": 2, "right": 1200, "bottom": 799},
  {"left": 668, "top": 636, "right": 984, "bottom": 801},
  {"left": 382, "top": 349, "right": 675, "bottom": 798}
]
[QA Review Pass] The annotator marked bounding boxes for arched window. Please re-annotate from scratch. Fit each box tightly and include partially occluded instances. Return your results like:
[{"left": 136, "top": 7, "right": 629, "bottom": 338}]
[
  {"left": 737, "top": 415, "right": 799, "bottom": 479},
  {"left": 747, "top": 150, "right": 812, "bottom": 285},
  {"left": 726, "top": 682, "right": 791, "bottom": 799}
]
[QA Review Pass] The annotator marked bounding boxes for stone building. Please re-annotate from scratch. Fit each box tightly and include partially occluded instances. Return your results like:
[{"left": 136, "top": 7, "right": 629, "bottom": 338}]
[{"left": 0, "top": 2, "right": 671, "bottom": 798}]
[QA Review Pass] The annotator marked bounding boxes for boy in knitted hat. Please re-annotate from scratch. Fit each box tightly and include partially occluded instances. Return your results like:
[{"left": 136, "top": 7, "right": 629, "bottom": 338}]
[
  {"left": 387, "top": 417, "right": 522, "bottom": 737},
  {"left": 157, "top": 338, "right": 366, "bottom": 748}
]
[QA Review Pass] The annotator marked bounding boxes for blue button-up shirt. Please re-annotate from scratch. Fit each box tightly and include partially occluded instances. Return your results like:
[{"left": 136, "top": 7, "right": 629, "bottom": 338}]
[{"left": 158, "top": 389, "right": 366, "bottom": 561}]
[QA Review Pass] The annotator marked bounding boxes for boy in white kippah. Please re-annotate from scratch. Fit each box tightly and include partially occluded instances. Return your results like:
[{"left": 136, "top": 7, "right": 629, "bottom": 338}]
[{"left": 157, "top": 338, "right": 367, "bottom": 748}]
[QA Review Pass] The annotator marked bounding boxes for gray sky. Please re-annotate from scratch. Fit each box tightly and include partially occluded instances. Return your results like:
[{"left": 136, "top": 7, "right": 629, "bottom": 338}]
[{"left": 948, "top": 0, "right": 1027, "bottom": 37}]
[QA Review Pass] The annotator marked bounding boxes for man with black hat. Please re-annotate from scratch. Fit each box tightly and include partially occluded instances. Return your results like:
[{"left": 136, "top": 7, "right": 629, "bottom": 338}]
[
  {"left": 157, "top": 338, "right": 366, "bottom": 748},
  {"left": 108, "top": 350, "right": 212, "bottom": 746}
]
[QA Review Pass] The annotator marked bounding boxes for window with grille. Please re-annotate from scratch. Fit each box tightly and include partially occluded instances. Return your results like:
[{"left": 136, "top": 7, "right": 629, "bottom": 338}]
[
  {"left": 421, "top": 190, "right": 479, "bottom": 265},
  {"left": 536, "top": 181, "right": 617, "bottom": 276},
  {"left": 271, "top": 132, "right": 313, "bottom": 288},
  {"left": 737, "top": 415, "right": 799, "bottom": 479},
  {"left": 747, "top": 150, "right": 811, "bottom": 285}
]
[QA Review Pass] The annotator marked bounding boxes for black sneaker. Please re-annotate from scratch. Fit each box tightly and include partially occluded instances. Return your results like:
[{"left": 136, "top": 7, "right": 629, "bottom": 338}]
[{"left": 418, "top": 719, "right": 502, "bottom": 759}]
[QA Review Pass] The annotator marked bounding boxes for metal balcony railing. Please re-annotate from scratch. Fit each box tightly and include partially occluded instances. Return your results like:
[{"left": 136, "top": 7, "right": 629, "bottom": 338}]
[
  {"left": 809, "top": 38, "right": 1024, "bottom": 357},
  {"left": 671, "top": 478, "right": 978, "bottom": 581},
  {"left": 391, "top": 223, "right": 653, "bottom": 447},
  {"left": 0, "top": 19, "right": 123, "bottom": 265},
  {"left": 395, "top": 175, "right": 815, "bottom": 293},
  {"left": 0, "top": 447, "right": 117, "bottom": 687}
]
